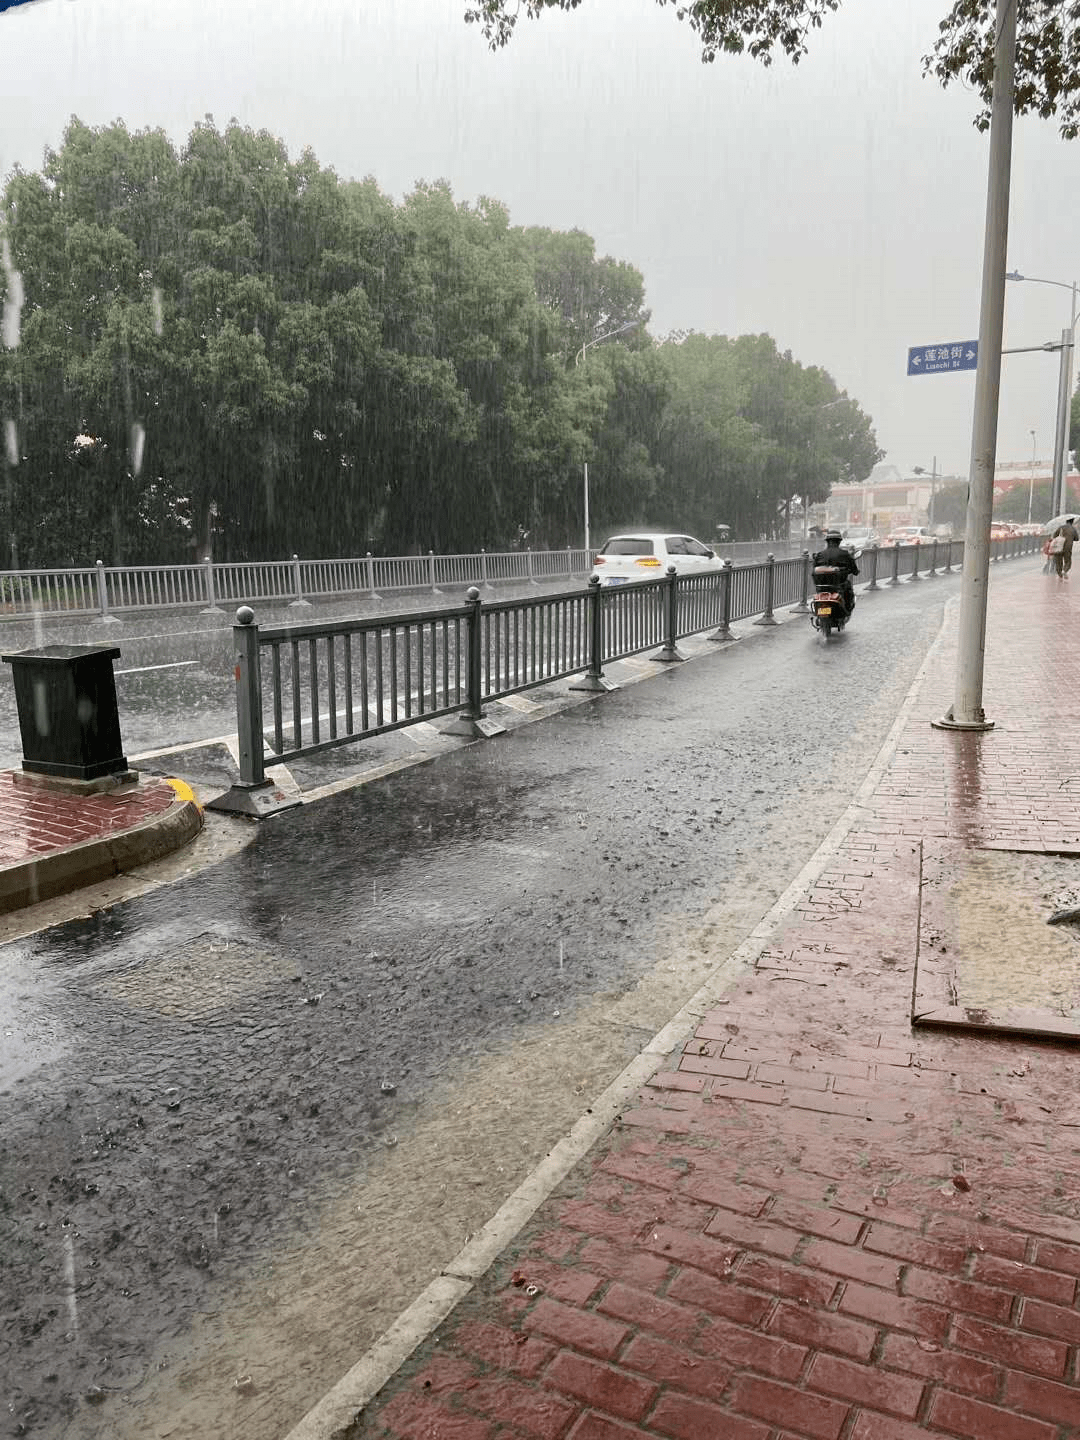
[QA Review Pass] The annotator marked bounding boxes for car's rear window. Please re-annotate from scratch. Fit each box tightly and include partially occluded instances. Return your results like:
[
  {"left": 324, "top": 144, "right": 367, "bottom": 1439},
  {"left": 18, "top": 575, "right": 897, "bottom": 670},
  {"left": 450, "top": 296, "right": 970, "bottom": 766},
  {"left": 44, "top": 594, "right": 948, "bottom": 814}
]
[{"left": 602, "top": 537, "right": 655, "bottom": 556}]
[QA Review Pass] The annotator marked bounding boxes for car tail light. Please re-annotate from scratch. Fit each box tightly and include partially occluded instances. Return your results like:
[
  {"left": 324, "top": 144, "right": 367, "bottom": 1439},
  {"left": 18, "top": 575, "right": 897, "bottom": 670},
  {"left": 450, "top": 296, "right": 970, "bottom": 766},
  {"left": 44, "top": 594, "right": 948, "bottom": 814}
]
[
  {"left": 634, "top": 557, "right": 662, "bottom": 567},
  {"left": 594, "top": 555, "right": 606, "bottom": 564}
]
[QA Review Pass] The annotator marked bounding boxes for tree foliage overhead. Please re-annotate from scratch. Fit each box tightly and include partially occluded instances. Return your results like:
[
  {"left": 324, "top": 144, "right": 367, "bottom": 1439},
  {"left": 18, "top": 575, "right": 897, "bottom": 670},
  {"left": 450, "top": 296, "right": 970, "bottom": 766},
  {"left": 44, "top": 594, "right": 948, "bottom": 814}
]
[
  {"left": 0, "top": 118, "right": 880, "bottom": 566},
  {"left": 465, "top": 0, "right": 1080, "bottom": 138}
]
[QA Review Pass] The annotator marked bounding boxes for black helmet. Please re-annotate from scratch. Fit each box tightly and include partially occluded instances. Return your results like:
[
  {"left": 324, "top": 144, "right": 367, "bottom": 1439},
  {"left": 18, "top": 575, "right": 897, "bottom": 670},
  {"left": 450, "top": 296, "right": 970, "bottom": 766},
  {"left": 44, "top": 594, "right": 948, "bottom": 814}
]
[{"left": 826, "top": 530, "right": 842, "bottom": 544}]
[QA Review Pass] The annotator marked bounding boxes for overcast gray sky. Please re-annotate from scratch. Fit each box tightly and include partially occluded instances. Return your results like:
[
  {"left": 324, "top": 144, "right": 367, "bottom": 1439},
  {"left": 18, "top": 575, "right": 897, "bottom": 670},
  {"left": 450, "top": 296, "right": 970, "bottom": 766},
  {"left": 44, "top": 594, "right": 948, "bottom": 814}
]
[{"left": 2, "top": 0, "right": 1078, "bottom": 480}]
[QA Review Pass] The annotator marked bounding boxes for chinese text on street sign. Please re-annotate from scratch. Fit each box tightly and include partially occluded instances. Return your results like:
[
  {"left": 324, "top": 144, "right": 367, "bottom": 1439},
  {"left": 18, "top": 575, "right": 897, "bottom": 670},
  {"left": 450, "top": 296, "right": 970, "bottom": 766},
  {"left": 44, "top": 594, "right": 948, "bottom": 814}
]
[{"left": 907, "top": 341, "right": 978, "bottom": 376}]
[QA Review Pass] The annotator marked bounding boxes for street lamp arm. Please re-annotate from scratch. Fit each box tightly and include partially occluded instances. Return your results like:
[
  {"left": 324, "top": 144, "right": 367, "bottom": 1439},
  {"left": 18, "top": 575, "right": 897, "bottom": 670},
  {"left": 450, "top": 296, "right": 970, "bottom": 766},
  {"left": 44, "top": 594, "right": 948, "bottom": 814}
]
[
  {"left": 1007, "top": 271, "right": 1077, "bottom": 294},
  {"left": 576, "top": 318, "right": 640, "bottom": 367}
]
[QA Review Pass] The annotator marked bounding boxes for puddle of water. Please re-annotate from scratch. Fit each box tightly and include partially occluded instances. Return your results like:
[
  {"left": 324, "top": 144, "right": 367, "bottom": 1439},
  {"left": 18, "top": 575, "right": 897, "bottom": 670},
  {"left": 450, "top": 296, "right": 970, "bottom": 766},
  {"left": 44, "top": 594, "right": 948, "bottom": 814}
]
[{"left": 935, "top": 850, "right": 1080, "bottom": 1014}]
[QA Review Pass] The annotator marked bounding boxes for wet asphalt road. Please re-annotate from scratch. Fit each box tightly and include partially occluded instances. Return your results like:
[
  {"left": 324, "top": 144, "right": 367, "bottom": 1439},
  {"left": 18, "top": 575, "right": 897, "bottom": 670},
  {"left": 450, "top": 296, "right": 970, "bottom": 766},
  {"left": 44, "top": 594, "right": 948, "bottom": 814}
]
[{"left": 0, "top": 569, "right": 1015, "bottom": 1440}]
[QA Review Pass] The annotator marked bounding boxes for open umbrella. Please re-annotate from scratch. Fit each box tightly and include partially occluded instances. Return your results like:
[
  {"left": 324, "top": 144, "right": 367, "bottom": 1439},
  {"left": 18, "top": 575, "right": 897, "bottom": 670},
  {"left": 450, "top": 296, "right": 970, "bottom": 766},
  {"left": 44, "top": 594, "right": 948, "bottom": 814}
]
[{"left": 1042, "top": 514, "right": 1079, "bottom": 534}]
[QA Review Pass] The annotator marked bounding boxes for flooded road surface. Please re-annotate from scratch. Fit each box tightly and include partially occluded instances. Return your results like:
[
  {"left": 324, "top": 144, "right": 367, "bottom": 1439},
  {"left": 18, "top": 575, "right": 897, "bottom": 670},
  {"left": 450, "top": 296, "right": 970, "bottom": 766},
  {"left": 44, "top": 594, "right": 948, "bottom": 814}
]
[{"left": 0, "top": 575, "right": 985, "bottom": 1439}]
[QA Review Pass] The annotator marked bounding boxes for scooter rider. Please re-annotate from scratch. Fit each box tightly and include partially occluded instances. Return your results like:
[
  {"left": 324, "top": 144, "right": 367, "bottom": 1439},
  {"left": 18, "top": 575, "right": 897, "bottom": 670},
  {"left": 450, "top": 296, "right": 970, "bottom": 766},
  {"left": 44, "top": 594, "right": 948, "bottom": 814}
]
[{"left": 813, "top": 530, "right": 859, "bottom": 615}]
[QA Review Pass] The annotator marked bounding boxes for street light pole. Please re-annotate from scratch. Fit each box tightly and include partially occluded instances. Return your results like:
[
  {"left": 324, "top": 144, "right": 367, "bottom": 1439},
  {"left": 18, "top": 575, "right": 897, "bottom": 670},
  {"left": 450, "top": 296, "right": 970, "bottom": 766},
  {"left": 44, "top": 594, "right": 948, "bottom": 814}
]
[
  {"left": 575, "top": 319, "right": 640, "bottom": 557},
  {"left": 1029, "top": 428, "right": 1037, "bottom": 523},
  {"left": 913, "top": 456, "right": 938, "bottom": 526},
  {"left": 1006, "top": 272, "right": 1077, "bottom": 518},
  {"left": 1053, "top": 314, "right": 1074, "bottom": 516},
  {"left": 935, "top": 0, "right": 1015, "bottom": 733}
]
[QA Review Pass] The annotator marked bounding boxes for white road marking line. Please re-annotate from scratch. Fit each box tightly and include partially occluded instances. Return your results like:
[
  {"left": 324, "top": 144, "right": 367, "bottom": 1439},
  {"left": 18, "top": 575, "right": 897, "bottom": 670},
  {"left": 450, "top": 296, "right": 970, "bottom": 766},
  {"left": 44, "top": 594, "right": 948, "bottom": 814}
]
[{"left": 115, "top": 660, "right": 201, "bottom": 675}]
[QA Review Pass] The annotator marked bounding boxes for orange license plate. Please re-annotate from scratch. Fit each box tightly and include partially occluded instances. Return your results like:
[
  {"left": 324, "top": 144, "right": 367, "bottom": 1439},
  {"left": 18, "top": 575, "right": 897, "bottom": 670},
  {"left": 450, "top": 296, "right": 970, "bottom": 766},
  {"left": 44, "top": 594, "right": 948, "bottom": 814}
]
[{"left": 817, "top": 606, "right": 832, "bottom": 615}]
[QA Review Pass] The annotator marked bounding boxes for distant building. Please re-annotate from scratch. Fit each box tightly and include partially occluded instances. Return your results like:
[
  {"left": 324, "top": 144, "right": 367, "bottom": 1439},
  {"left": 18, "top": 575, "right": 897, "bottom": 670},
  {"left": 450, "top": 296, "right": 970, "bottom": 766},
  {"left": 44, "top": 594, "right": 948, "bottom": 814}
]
[
  {"left": 809, "top": 456, "right": 1080, "bottom": 532},
  {"left": 809, "top": 464, "right": 961, "bottom": 531},
  {"left": 991, "top": 458, "right": 1080, "bottom": 502}
]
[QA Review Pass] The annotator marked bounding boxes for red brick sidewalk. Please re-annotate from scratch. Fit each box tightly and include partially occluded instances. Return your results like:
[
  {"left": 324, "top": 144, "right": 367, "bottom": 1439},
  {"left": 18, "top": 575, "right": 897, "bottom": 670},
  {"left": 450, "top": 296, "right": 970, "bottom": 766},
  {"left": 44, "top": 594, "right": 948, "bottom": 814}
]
[
  {"left": 356, "top": 562, "right": 1080, "bottom": 1440},
  {"left": 0, "top": 771, "right": 176, "bottom": 863},
  {"left": 0, "top": 772, "right": 201, "bottom": 909}
]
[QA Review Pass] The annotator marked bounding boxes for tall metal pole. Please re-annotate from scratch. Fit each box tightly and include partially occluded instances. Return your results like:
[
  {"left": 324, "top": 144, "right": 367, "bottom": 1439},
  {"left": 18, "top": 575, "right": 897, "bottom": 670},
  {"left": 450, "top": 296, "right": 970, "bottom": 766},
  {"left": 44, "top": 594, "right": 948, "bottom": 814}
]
[
  {"left": 1029, "top": 428, "right": 1036, "bottom": 523},
  {"left": 576, "top": 319, "right": 639, "bottom": 556},
  {"left": 935, "top": 0, "right": 1015, "bottom": 732},
  {"left": 1061, "top": 283, "right": 1078, "bottom": 515},
  {"left": 1051, "top": 326, "right": 1073, "bottom": 518},
  {"left": 583, "top": 459, "right": 591, "bottom": 557},
  {"left": 1070, "top": 283, "right": 1078, "bottom": 508}
]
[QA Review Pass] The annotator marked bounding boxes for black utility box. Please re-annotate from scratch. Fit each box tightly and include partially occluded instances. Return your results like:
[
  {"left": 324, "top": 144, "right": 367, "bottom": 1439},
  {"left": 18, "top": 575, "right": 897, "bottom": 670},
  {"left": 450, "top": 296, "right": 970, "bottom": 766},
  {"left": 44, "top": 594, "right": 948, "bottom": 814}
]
[{"left": 2, "top": 644, "right": 129, "bottom": 781}]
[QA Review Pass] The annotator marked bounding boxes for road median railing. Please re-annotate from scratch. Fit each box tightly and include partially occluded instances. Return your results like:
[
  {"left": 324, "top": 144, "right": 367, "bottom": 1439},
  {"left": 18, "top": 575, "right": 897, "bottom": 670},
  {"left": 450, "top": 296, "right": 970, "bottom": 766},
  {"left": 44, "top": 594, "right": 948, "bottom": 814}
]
[
  {"left": 0, "top": 542, "right": 821, "bottom": 623},
  {"left": 0, "top": 548, "right": 600, "bottom": 622},
  {"left": 207, "top": 533, "right": 1041, "bottom": 817}
]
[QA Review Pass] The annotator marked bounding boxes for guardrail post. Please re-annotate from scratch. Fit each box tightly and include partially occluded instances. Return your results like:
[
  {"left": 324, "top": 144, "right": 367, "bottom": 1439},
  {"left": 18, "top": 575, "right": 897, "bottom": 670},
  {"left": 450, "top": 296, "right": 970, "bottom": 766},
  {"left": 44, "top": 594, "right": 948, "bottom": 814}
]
[
  {"left": 289, "top": 554, "right": 312, "bottom": 608},
  {"left": 866, "top": 543, "right": 880, "bottom": 592},
  {"left": 365, "top": 551, "right": 381, "bottom": 600},
  {"left": 942, "top": 541, "right": 953, "bottom": 574},
  {"left": 91, "top": 560, "right": 121, "bottom": 625},
  {"left": 926, "top": 539, "right": 938, "bottom": 578},
  {"left": 480, "top": 549, "right": 493, "bottom": 590},
  {"left": 790, "top": 550, "right": 810, "bottom": 612},
  {"left": 201, "top": 556, "right": 225, "bottom": 614},
  {"left": 205, "top": 607, "right": 300, "bottom": 817},
  {"left": 650, "top": 565, "right": 686, "bottom": 662},
  {"left": 235, "top": 607, "right": 265, "bottom": 787},
  {"left": 569, "top": 576, "right": 617, "bottom": 692},
  {"left": 889, "top": 543, "right": 901, "bottom": 586},
  {"left": 909, "top": 543, "right": 922, "bottom": 581},
  {"left": 526, "top": 548, "right": 538, "bottom": 586},
  {"left": 753, "top": 553, "right": 779, "bottom": 626},
  {"left": 442, "top": 587, "right": 505, "bottom": 738},
  {"left": 708, "top": 560, "right": 739, "bottom": 644}
]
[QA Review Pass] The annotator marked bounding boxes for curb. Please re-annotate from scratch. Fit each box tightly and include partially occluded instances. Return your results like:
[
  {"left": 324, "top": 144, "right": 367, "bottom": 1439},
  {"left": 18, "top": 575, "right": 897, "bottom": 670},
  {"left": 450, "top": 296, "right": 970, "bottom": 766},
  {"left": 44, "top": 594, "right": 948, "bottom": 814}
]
[
  {"left": 280, "top": 593, "right": 961, "bottom": 1440},
  {"left": 0, "top": 789, "right": 204, "bottom": 913}
]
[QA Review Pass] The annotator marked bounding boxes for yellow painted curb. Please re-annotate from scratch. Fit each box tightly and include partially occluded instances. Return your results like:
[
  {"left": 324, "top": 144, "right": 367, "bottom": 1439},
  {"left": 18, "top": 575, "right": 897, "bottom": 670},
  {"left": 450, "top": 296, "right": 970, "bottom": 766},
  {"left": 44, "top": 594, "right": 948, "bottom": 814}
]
[{"left": 164, "top": 777, "right": 201, "bottom": 811}]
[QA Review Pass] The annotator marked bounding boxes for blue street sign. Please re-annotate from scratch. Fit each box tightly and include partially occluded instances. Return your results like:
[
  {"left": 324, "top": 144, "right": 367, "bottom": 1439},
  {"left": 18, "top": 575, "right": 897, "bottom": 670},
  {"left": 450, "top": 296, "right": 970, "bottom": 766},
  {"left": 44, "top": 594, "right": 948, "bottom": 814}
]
[{"left": 907, "top": 341, "right": 978, "bottom": 376}]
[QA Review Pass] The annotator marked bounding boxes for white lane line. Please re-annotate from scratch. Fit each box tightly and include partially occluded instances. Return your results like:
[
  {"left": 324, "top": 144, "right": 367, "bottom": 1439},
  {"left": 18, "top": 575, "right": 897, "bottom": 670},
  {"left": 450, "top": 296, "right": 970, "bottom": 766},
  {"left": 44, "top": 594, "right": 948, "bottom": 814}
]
[
  {"left": 115, "top": 660, "right": 201, "bottom": 675},
  {"left": 130, "top": 732, "right": 238, "bottom": 761}
]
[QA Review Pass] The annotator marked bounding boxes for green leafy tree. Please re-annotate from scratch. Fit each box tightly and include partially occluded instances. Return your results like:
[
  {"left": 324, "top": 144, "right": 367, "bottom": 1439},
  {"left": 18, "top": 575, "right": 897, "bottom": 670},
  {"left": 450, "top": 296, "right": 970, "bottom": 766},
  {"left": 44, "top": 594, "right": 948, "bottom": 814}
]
[
  {"left": 930, "top": 481, "right": 971, "bottom": 532},
  {"left": 466, "top": 1, "right": 1080, "bottom": 138},
  {"left": 994, "top": 478, "right": 1080, "bottom": 523},
  {"left": 514, "top": 226, "right": 650, "bottom": 361},
  {"left": 575, "top": 343, "right": 672, "bottom": 538},
  {"left": 1, "top": 116, "right": 884, "bottom": 565}
]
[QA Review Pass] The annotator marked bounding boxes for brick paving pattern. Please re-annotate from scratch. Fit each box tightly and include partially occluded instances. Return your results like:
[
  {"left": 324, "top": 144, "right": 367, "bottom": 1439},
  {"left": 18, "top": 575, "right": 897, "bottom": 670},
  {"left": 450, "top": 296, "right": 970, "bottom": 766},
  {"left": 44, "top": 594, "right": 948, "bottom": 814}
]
[
  {"left": 354, "top": 564, "right": 1080, "bottom": 1440},
  {"left": 0, "top": 771, "right": 177, "bottom": 866}
]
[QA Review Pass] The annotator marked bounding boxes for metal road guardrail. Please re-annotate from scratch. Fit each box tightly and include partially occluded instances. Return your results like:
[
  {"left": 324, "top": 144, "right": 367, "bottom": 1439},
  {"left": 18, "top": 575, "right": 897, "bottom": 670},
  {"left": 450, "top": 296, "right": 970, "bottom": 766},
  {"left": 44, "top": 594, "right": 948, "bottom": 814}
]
[
  {"left": 0, "top": 542, "right": 813, "bottom": 622},
  {"left": 207, "top": 534, "right": 1041, "bottom": 817}
]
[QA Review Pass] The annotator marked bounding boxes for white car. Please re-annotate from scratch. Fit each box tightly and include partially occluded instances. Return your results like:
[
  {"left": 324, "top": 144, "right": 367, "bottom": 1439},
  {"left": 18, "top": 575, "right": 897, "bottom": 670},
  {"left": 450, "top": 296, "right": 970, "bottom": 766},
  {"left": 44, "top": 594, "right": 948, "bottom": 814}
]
[
  {"left": 591, "top": 532, "right": 723, "bottom": 586},
  {"left": 840, "top": 528, "right": 879, "bottom": 555},
  {"left": 884, "top": 526, "right": 934, "bottom": 547}
]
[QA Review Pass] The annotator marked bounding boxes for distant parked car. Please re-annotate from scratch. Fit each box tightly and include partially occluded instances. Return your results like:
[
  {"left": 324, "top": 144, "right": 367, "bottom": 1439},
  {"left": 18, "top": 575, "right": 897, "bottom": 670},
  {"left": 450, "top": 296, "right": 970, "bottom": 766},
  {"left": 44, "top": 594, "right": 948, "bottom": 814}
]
[
  {"left": 883, "top": 526, "right": 933, "bottom": 547},
  {"left": 591, "top": 532, "right": 722, "bottom": 586},
  {"left": 839, "top": 528, "right": 879, "bottom": 555}
]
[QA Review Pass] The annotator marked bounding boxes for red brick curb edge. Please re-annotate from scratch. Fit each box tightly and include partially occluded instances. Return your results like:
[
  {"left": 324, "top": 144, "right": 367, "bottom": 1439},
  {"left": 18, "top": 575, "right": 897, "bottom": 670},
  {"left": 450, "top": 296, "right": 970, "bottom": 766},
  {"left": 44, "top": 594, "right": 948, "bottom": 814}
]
[{"left": 0, "top": 784, "right": 203, "bottom": 912}]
